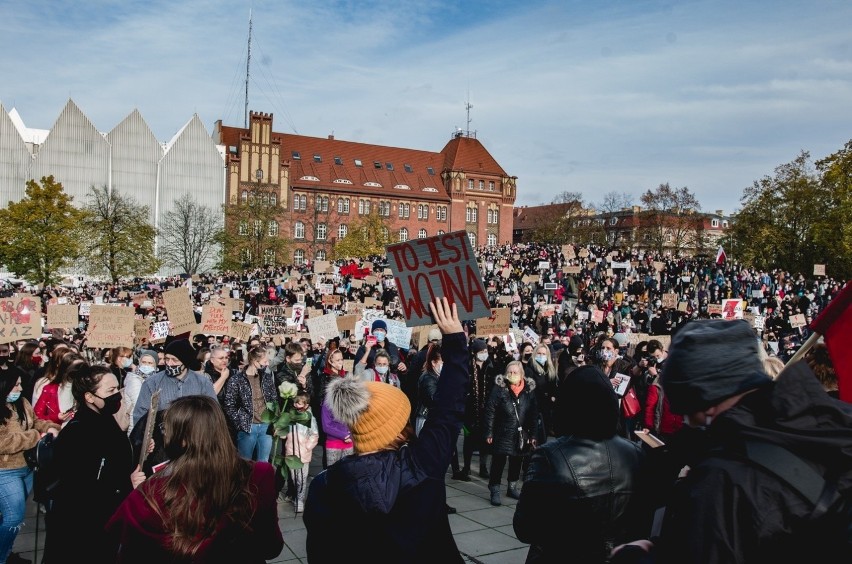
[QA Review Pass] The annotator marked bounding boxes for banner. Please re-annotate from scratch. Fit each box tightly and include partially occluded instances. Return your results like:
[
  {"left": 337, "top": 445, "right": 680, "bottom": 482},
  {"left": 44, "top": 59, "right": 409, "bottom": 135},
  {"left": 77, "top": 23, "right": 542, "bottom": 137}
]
[
  {"left": 87, "top": 304, "right": 135, "bottom": 349},
  {"left": 0, "top": 296, "right": 41, "bottom": 344},
  {"left": 162, "top": 288, "right": 197, "bottom": 336},
  {"left": 199, "top": 304, "right": 231, "bottom": 336},
  {"left": 47, "top": 303, "right": 78, "bottom": 330},
  {"left": 385, "top": 230, "right": 490, "bottom": 327}
]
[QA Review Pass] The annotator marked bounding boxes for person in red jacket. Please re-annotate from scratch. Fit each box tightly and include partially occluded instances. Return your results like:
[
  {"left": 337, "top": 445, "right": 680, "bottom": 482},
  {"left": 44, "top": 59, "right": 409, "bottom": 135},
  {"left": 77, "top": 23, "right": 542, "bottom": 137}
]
[
  {"left": 106, "top": 395, "right": 283, "bottom": 563},
  {"left": 640, "top": 340, "right": 682, "bottom": 444}
]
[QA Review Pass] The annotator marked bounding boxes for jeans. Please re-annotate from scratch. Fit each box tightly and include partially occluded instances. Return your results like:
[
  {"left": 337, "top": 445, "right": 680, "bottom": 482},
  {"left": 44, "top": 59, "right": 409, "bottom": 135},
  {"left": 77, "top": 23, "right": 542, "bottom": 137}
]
[
  {"left": 0, "top": 466, "right": 32, "bottom": 563},
  {"left": 237, "top": 423, "right": 273, "bottom": 462}
]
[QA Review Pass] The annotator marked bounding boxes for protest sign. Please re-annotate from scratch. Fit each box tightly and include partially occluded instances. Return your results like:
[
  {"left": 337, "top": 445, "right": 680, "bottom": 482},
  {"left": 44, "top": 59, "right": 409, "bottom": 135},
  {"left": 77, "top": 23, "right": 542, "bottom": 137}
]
[
  {"left": 230, "top": 321, "right": 253, "bottom": 342},
  {"left": 321, "top": 294, "right": 341, "bottom": 306},
  {"left": 0, "top": 296, "right": 41, "bottom": 344},
  {"left": 78, "top": 301, "right": 92, "bottom": 317},
  {"left": 199, "top": 304, "right": 231, "bottom": 336},
  {"left": 416, "top": 324, "right": 440, "bottom": 349},
  {"left": 363, "top": 297, "right": 382, "bottom": 309},
  {"left": 563, "top": 265, "right": 581, "bottom": 274},
  {"left": 562, "top": 244, "right": 575, "bottom": 259},
  {"left": 504, "top": 332, "right": 519, "bottom": 353},
  {"left": 789, "top": 313, "right": 807, "bottom": 328},
  {"left": 577, "top": 310, "right": 590, "bottom": 322},
  {"left": 538, "top": 261, "right": 550, "bottom": 270},
  {"left": 149, "top": 321, "right": 170, "bottom": 343},
  {"left": 305, "top": 313, "right": 341, "bottom": 343},
  {"left": 497, "top": 295, "right": 512, "bottom": 305},
  {"left": 611, "top": 261, "right": 630, "bottom": 270},
  {"left": 47, "top": 303, "right": 78, "bottom": 330},
  {"left": 385, "top": 319, "right": 413, "bottom": 350},
  {"left": 522, "top": 326, "right": 540, "bottom": 346},
  {"left": 259, "top": 305, "right": 288, "bottom": 335},
  {"left": 87, "top": 304, "right": 134, "bottom": 349},
  {"left": 578, "top": 248, "right": 589, "bottom": 258},
  {"left": 385, "top": 230, "right": 490, "bottom": 327},
  {"left": 813, "top": 264, "right": 826, "bottom": 276},
  {"left": 708, "top": 303, "right": 723, "bottom": 316},
  {"left": 754, "top": 315, "right": 765, "bottom": 331},
  {"left": 653, "top": 261, "right": 665, "bottom": 272},
  {"left": 134, "top": 318, "right": 152, "bottom": 346},
  {"left": 317, "top": 283, "right": 333, "bottom": 295},
  {"left": 677, "top": 301, "right": 689, "bottom": 312},
  {"left": 336, "top": 315, "right": 357, "bottom": 333},
  {"left": 661, "top": 293, "right": 678, "bottom": 309},
  {"left": 751, "top": 289, "right": 764, "bottom": 298},
  {"left": 721, "top": 299, "right": 744, "bottom": 320},
  {"left": 475, "top": 308, "right": 511, "bottom": 335},
  {"left": 591, "top": 309, "right": 604, "bottom": 324},
  {"left": 354, "top": 309, "right": 385, "bottom": 339},
  {"left": 543, "top": 282, "right": 558, "bottom": 290},
  {"left": 500, "top": 267, "right": 510, "bottom": 278},
  {"left": 350, "top": 278, "right": 363, "bottom": 289},
  {"left": 162, "top": 288, "right": 197, "bottom": 336}
]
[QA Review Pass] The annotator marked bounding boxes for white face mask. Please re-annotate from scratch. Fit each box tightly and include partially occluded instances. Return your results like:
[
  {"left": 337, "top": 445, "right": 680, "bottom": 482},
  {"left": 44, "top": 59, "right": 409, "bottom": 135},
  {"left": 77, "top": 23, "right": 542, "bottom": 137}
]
[
  {"left": 476, "top": 351, "right": 489, "bottom": 362},
  {"left": 138, "top": 365, "right": 156, "bottom": 375},
  {"left": 375, "top": 365, "right": 389, "bottom": 375}
]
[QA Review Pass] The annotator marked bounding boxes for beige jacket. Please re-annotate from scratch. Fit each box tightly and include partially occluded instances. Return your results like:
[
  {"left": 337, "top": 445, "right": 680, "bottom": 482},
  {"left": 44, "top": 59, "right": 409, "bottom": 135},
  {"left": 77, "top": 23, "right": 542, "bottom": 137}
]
[{"left": 0, "top": 398, "right": 60, "bottom": 470}]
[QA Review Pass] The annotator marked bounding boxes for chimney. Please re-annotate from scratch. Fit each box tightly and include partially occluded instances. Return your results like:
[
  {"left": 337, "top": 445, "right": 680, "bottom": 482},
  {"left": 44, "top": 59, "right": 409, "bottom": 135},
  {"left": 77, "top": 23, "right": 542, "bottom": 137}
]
[
  {"left": 715, "top": 209, "right": 723, "bottom": 216},
  {"left": 328, "top": 134, "right": 335, "bottom": 140}
]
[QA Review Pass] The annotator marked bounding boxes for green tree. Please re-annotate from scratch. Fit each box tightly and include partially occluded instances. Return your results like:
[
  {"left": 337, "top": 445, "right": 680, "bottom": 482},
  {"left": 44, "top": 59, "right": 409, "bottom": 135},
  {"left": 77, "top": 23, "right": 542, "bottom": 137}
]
[
  {"left": 332, "top": 210, "right": 394, "bottom": 259},
  {"left": 0, "top": 176, "right": 87, "bottom": 287},
  {"left": 81, "top": 185, "right": 160, "bottom": 283},
  {"left": 638, "top": 183, "right": 702, "bottom": 255},
  {"left": 158, "top": 194, "right": 222, "bottom": 274},
  {"left": 815, "top": 140, "right": 852, "bottom": 279},
  {"left": 218, "top": 183, "right": 289, "bottom": 269}
]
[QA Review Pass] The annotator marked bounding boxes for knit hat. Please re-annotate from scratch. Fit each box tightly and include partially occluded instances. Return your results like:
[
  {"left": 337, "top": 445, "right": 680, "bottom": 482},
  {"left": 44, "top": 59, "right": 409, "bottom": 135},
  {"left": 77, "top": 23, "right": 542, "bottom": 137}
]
[
  {"left": 553, "top": 366, "right": 618, "bottom": 439},
  {"left": 470, "top": 338, "right": 487, "bottom": 353},
  {"left": 569, "top": 335, "right": 584, "bottom": 353},
  {"left": 137, "top": 349, "right": 158, "bottom": 366},
  {"left": 325, "top": 377, "right": 411, "bottom": 453},
  {"left": 164, "top": 338, "right": 198, "bottom": 371},
  {"left": 428, "top": 327, "right": 442, "bottom": 342},
  {"left": 662, "top": 319, "right": 771, "bottom": 415},
  {"left": 371, "top": 319, "right": 388, "bottom": 333}
]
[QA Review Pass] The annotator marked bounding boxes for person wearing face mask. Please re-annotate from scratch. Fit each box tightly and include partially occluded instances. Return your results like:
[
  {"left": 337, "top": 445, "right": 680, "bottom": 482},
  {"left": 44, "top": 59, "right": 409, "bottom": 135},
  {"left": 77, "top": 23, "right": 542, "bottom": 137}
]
[
  {"left": 0, "top": 371, "right": 60, "bottom": 564},
  {"left": 459, "top": 338, "right": 498, "bottom": 480},
  {"left": 109, "top": 346, "right": 135, "bottom": 388},
  {"left": 46, "top": 363, "right": 146, "bottom": 564},
  {"left": 106, "top": 395, "right": 284, "bottom": 562},
  {"left": 612, "top": 319, "right": 852, "bottom": 564},
  {"left": 353, "top": 319, "right": 407, "bottom": 375},
  {"left": 354, "top": 349, "right": 400, "bottom": 387},
  {"left": 123, "top": 349, "right": 159, "bottom": 435},
  {"left": 223, "top": 346, "right": 278, "bottom": 463}
]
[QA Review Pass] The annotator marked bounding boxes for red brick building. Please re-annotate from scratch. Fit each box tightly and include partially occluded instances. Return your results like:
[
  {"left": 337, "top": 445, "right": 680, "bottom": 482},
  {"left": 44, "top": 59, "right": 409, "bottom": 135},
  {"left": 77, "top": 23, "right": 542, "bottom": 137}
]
[{"left": 214, "top": 112, "right": 517, "bottom": 264}]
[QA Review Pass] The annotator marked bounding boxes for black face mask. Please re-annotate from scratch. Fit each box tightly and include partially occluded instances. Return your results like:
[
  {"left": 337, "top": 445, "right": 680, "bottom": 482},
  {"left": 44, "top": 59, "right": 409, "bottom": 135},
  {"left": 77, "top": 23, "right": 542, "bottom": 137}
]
[{"left": 96, "top": 392, "right": 122, "bottom": 416}]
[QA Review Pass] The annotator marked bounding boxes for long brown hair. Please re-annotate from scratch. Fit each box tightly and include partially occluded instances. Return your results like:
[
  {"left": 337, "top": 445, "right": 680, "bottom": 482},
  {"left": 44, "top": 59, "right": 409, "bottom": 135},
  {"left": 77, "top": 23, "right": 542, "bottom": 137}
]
[
  {"left": 42, "top": 344, "right": 71, "bottom": 383},
  {"left": 143, "top": 395, "right": 255, "bottom": 557}
]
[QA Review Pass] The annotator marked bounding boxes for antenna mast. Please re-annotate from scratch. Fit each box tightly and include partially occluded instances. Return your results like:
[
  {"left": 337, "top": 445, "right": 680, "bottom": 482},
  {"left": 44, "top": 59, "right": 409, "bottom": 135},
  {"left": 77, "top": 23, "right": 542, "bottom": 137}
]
[
  {"left": 465, "top": 92, "right": 473, "bottom": 136},
  {"left": 244, "top": 10, "right": 253, "bottom": 128}
]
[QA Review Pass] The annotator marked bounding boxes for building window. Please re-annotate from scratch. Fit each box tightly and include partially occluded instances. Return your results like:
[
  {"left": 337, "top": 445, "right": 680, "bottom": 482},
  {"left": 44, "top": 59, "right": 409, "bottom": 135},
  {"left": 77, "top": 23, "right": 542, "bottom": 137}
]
[
  {"left": 468, "top": 179, "right": 474, "bottom": 190},
  {"left": 292, "top": 151, "right": 301, "bottom": 160},
  {"left": 712, "top": 219, "right": 719, "bottom": 227},
  {"left": 241, "top": 190, "right": 248, "bottom": 203},
  {"left": 316, "top": 250, "right": 326, "bottom": 261},
  {"left": 418, "top": 204, "right": 429, "bottom": 220},
  {"left": 270, "top": 193, "right": 277, "bottom": 206},
  {"left": 238, "top": 221, "right": 248, "bottom": 236},
  {"left": 313, "top": 154, "right": 322, "bottom": 163},
  {"left": 253, "top": 220, "right": 263, "bottom": 236},
  {"left": 316, "top": 223, "right": 328, "bottom": 240},
  {"left": 437, "top": 229, "right": 445, "bottom": 236},
  {"left": 338, "top": 224, "right": 348, "bottom": 239},
  {"left": 487, "top": 233, "right": 497, "bottom": 246},
  {"left": 610, "top": 217, "right": 618, "bottom": 226},
  {"left": 337, "top": 197, "right": 349, "bottom": 214},
  {"left": 240, "top": 248, "right": 252, "bottom": 264},
  {"left": 381, "top": 227, "right": 389, "bottom": 239},
  {"left": 378, "top": 201, "right": 390, "bottom": 217},
  {"left": 267, "top": 221, "right": 279, "bottom": 237},
  {"left": 321, "top": 196, "right": 329, "bottom": 212},
  {"left": 427, "top": 166, "right": 434, "bottom": 175},
  {"left": 386, "top": 163, "right": 394, "bottom": 171},
  {"left": 466, "top": 206, "right": 477, "bottom": 223},
  {"left": 479, "top": 180, "right": 484, "bottom": 190},
  {"left": 354, "top": 159, "right": 363, "bottom": 167},
  {"left": 404, "top": 164, "right": 413, "bottom": 173},
  {"left": 437, "top": 206, "right": 447, "bottom": 221},
  {"left": 263, "top": 249, "right": 275, "bottom": 265},
  {"left": 334, "top": 156, "right": 342, "bottom": 165},
  {"left": 468, "top": 232, "right": 476, "bottom": 247},
  {"left": 722, "top": 220, "right": 729, "bottom": 228},
  {"left": 418, "top": 228, "right": 427, "bottom": 239},
  {"left": 399, "top": 227, "right": 408, "bottom": 242},
  {"left": 294, "top": 249, "right": 305, "bottom": 265},
  {"left": 294, "top": 221, "right": 305, "bottom": 239},
  {"left": 374, "top": 161, "right": 382, "bottom": 169},
  {"left": 489, "top": 181, "right": 495, "bottom": 191}
]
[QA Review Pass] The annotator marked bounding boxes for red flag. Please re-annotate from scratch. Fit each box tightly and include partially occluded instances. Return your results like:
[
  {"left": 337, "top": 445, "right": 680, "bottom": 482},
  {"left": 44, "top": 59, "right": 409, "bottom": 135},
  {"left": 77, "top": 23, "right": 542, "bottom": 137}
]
[
  {"left": 810, "top": 281, "right": 852, "bottom": 402},
  {"left": 715, "top": 246, "right": 727, "bottom": 265}
]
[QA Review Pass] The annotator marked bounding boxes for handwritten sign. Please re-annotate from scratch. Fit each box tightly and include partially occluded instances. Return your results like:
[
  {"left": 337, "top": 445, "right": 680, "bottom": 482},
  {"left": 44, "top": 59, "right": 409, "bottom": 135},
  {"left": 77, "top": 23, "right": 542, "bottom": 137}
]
[
  {"left": 653, "top": 261, "right": 665, "bottom": 272},
  {"left": 475, "top": 308, "right": 511, "bottom": 335},
  {"left": 813, "top": 264, "right": 826, "bottom": 276},
  {"left": 563, "top": 265, "right": 581, "bottom": 274},
  {"left": 661, "top": 293, "right": 678, "bottom": 309},
  {"left": 259, "top": 305, "right": 288, "bottom": 335},
  {"left": 230, "top": 321, "right": 253, "bottom": 342},
  {"left": 385, "top": 230, "right": 490, "bottom": 327},
  {"left": 336, "top": 315, "right": 357, "bottom": 333},
  {"left": 47, "top": 303, "right": 79, "bottom": 330},
  {"left": 134, "top": 318, "right": 152, "bottom": 346},
  {"left": 87, "top": 304, "right": 135, "bottom": 349},
  {"left": 562, "top": 245, "right": 575, "bottom": 259},
  {"left": 789, "top": 313, "right": 806, "bottom": 328},
  {"left": 591, "top": 309, "right": 604, "bottom": 324},
  {"left": 305, "top": 313, "right": 341, "bottom": 343},
  {"left": 708, "top": 303, "right": 723, "bottom": 316},
  {"left": 149, "top": 321, "right": 170, "bottom": 343},
  {"left": 522, "top": 326, "right": 540, "bottom": 346},
  {"left": 385, "top": 319, "right": 413, "bottom": 350},
  {"left": 162, "top": 288, "right": 197, "bottom": 336},
  {"left": 0, "top": 296, "right": 42, "bottom": 345},
  {"left": 200, "top": 304, "right": 231, "bottom": 336},
  {"left": 78, "top": 301, "right": 92, "bottom": 317}
]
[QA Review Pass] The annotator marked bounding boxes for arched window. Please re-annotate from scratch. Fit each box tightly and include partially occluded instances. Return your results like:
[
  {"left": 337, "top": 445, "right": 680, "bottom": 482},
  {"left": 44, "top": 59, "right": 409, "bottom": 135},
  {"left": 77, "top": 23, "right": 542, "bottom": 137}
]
[
  {"left": 467, "top": 232, "right": 476, "bottom": 247},
  {"left": 294, "top": 221, "right": 305, "bottom": 239},
  {"left": 338, "top": 224, "right": 348, "bottom": 239},
  {"left": 437, "top": 229, "right": 445, "bottom": 236},
  {"left": 418, "top": 228, "right": 427, "bottom": 239},
  {"left": 293, "top": 249, "right": 305, "bottom": 265},
  {"left": 487, "top": 233, "right": 497, "bottom": 247},
  {"left": 270, "top": 192, "right": 277, "bottom": 206},
  {"left": 399, "top": 227, "right": 408, "bottom": 242},
  {"left": 316, "top": 223, "right": 328, "bottom": 240},
  {"left": 267, "top": 221, "right": 279, "bottom": 237}
]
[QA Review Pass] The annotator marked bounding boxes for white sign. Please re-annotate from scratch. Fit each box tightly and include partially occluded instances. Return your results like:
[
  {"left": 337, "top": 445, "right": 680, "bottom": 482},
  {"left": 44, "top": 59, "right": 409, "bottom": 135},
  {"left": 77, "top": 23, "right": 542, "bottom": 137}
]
[
  {"left": 385, "top": 319, "right": 413, "bottom": 350},
  {"left": 150, "top": 321, "right": 170, "bottom": 341},
  {"left": 538, "top": 261, "right": 550, "bottom": 270},
  {"left": 522, "top": 326, "right": 540, "bottom": 346}
]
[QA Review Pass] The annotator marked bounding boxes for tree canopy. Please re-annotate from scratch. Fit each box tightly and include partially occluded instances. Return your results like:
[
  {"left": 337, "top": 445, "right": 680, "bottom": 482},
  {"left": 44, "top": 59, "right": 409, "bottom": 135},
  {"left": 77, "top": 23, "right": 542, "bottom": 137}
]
[
  {"left": 159, "top": 194, "right": 222, "bottom": 274},
  {"left": 638, "top": 183, "right": 702, "bottom": 256},
  {"left": 0, "top": 176, "right": 87, "bottom": 287},
  {"left": 331, "top": 210, "right": 395, "bottom": 259},
  {"left": 218, "top": 184, "right": 289, "bottom": 270}
]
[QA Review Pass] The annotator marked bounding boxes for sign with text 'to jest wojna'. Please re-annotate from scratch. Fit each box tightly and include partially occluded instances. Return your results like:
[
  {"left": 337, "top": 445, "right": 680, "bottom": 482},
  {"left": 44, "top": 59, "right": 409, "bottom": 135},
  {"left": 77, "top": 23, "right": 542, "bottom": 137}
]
[{"left": 386, "top": 230, "right": 491, "bottom": 327}]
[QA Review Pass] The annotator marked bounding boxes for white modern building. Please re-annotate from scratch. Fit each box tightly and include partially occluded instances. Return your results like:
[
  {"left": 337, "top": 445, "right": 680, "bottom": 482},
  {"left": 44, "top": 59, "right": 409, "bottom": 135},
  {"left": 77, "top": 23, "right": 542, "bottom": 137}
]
[{"left": 0, "top": 99, "right": 226, "bottom": 275}]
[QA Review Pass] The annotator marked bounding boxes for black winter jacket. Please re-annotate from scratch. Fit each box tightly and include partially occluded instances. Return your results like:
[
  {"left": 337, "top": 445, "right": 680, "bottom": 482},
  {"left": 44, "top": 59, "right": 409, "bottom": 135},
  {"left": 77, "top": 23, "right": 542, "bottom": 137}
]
[{"left": 484, "top": 375, "right": 538, "bottom": 456}]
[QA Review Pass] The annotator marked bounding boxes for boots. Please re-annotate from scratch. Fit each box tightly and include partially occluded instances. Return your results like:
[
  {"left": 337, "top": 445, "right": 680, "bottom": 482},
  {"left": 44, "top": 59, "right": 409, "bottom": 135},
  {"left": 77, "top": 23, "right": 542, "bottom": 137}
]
[
  {"left": 489, "top": 484, "right": 502, "bottom": 506},
  {"left": 507, "top": 481, "right": 521, "bottom": 500}
]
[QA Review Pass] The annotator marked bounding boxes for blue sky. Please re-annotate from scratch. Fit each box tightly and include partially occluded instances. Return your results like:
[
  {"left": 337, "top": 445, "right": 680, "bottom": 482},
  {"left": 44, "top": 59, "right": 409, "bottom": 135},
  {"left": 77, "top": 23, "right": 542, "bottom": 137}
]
[{"left": 2, "top": 0, "right": 851, "bottom": 215}]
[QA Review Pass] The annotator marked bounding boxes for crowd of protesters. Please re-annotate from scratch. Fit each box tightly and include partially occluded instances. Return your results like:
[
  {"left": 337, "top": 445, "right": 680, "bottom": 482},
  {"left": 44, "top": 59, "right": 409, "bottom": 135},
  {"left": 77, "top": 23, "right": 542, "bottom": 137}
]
[{"left": 0, "top": 240, "right": 848, "bottom": 563}]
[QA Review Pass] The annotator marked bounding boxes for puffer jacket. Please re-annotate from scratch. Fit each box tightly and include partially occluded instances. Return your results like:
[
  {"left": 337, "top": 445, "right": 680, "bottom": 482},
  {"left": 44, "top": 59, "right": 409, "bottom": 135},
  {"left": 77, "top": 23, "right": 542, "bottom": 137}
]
[
  {"left": 513, "top": 435, "right": 646, "bottom": 562},
  {"left": 484, "top": 375, "right": 538, "bottom": 456},
  {"left": 223, "top": 368, "right": 278, "bottom": 434}
]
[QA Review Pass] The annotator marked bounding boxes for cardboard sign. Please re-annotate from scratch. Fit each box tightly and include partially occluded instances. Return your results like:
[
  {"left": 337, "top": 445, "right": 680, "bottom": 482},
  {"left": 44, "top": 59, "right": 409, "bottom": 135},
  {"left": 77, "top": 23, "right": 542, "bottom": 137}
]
[
  {"left": 317, "top": 283, "right": 334, "bottom": 295},
  {"left": 813, "top": 264, "right": 826, "bottom": 276},
  {"left": 789, "top": 313, "right": 806, "bottom": 328},
  {"left": 363, "top": 297, "right": 382, "bottom": 309},
  {"left": 578, "top": 248, "right": 589, "bottom": 258},
  {"left": 336, "top": 315, "right": 357, "bottom": 333},
  {"left": 87, "top": 304, "right": 134, "bottom": 349},
  {"left": 497, "top": 295, "right": 513, "bottom": 305},
  {"left": 350, "top": 278, "right": 363, "bottom": 289},
  {"left": 230, "top": 321, "right": 253, "bottom": 342},
  {"left": 538, "top": 261, "right": 550, "bottom": 270},
  {"left": 134, "top": 318, "right": 152, "bottom": 346},
  {"left": 661, "top": 293, "right": 678, "bottom": 309},
  {"left": 475, "top": 308, "right": 511, "bottom": 335},
  {"left": 591, "top": 310, "right": 604, "bottom": 324},
  {"left": 0, "top": 296, "right": 42, "bottom": 344},
  {"left": 305, "top": 313, "right": 341, "bottom": 343},
  {"left": 653, "top": 261, "right": 665, "bottom": 272},
  {"left": 417, "top": 324, "right": 440, "bottom": 349},
  {"left": 47, "top": 303, "right": 79, "bottom": 330},
  {"left": 386, "top": 230, "right": 490, "bottom": 327},
  {"left": 563, "top": 266, "right": 581, "bottom": 274},
  {"left": 562, "top": 245, "right": 575, "bottom": 259},
  {"left": 227, "top": 298, "right": 245, "bottom": 312},
  {"left": 322, "top": 294, "right": 342, "bottom": 306},
  {"left": 708, "top": 303, "right": 723, "bottom": 316},
  {"left": 677, "top": 301, "right": 689, "bottom": 312},
  {"left": 385, "top": 319, "right": 413, "bottom": 350},
  {"left": 199, "top": 304, "right": 231, "bottom": 336},
  {"left": 259, "top": 305, "right": 289, "bottom": 335},
  {"left": 162, "top": 288, "right": 197, "bottom": 336},
  {"left": 500, "top": 267, "right": 510, "bottom": 279},
  {"left": 79, "top": 301, "right": 92, "bottom": 317},
  {"left": 721, "top": 299, "right": 744, "bottom": 320}
]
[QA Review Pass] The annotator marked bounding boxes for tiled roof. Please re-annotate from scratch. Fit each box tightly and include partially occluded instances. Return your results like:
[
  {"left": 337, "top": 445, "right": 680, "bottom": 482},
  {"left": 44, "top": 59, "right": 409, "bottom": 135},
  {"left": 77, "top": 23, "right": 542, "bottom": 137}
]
[
  {"left": 440, "top": 134, "right": 507, "bottom": 176},
  {"left": 512, "top": 203, "right": 576, "bottom": 231}
]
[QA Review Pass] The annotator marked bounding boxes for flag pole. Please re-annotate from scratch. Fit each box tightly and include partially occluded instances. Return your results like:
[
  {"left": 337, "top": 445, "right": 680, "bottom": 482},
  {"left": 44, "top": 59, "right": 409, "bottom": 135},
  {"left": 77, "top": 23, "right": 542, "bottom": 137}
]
[{"left": 783, "top": 331, "right": 820, "bottom": 367}]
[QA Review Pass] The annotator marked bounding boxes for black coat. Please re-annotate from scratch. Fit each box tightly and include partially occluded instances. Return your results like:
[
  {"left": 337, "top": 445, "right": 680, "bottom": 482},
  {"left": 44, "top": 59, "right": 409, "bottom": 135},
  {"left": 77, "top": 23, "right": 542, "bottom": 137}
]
[
  {"left": 463, "top": 359, "right": 498, "bottom": 431},
  {"left": 484, "top": 375, "right": 538, "bottom": 456}
]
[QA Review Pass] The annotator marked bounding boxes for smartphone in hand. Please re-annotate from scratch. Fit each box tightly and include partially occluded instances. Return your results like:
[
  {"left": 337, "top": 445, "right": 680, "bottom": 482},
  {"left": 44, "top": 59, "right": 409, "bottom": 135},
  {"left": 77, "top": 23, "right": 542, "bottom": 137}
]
[{"left": 366, "top": 335, "right": 377, "bottom": 346}]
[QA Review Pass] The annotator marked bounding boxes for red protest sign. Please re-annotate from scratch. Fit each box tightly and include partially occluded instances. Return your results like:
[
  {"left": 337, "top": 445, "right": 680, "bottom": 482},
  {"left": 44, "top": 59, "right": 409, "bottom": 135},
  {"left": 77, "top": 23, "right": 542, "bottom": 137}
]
[{"left": 386, "top": 230, "right": 490, "bottom": 327}]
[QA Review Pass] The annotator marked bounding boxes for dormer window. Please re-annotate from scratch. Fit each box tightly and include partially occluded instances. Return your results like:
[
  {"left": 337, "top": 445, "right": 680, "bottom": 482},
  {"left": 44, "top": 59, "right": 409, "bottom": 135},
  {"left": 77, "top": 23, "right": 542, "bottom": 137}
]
[
  {"left": 292, "top": 151, "right": 301, "bottom": 160},
  {"left": 313, "top": 154, "right": 322, "bottom": 163}
]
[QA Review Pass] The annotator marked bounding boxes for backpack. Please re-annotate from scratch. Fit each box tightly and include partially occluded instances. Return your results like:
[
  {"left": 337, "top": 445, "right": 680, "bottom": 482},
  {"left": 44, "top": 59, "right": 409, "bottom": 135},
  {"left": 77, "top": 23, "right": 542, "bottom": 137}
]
[{"left": 24, "top": 429, "right": 63, "bottom": 504}]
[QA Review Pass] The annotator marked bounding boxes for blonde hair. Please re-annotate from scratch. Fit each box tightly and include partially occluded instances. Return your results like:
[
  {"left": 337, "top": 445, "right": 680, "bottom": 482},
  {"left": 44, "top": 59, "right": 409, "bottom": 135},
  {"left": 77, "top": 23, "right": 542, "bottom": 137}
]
[{"left": 762, "top": 357, "right": 785, "bottom": 380}]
